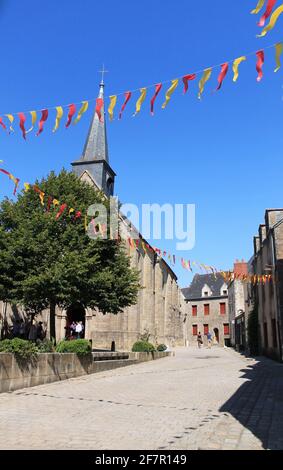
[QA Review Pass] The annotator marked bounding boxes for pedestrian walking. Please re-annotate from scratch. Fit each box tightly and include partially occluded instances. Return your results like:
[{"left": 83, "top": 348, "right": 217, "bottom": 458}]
[
  {"left": 207, "top": 331, "right": 212, "bottom": 348},
  {"left": 197, "top": 331, "right": 203, "bottom": 349},
  {"left": 75, "top": 321, "right": 83, "bottom": 339}
]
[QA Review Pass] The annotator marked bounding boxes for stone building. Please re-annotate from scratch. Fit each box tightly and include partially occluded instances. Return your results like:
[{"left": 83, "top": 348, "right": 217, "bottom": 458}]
[
  {"left": 182, "top": 273, "right": 230, "bottom": 347},
  {"left": 228, "top": 260, "right": 248, "bottom": 351},
  {"left": 253, "top": 209, "right": 283, "bottom": 361},
  {"left": 0, "top": 81, "right": 186, "bottom": 351}
]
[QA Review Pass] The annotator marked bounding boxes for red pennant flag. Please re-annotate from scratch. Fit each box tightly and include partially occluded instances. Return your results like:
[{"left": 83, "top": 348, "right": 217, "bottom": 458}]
[
  {"left": 256, "top": 50, "right": 264, "bottom": 81},
  {"left": 119, "top": 92, "right": 132, "bottom": 119},
  {"left": 182, "top": 74, "right": 196, "bottom": 93},
  {"left": 18, "top": 112, "right": 27, "bottom": 140},
  {"left": 65, "top": 104, "right": 76, "bottom": 128},
  {"left": 258, "top": 0, "right": 277, "bottom": 27},
  {"left": 56, "top": 203, "right": 67, "bottom": 220},
  {"left": 95, "top": 98, "right": 104, "bottom": 122},
  {"left": 0, "top": 117, "right": 7, "bottom": 131},
  {"left": 0, "top": 168, "right": 20, "bottom": 195},
  {"left": 150, "top": 83, "right": 162, "bottom": 115},
  {"left": 216, "top": 63, "right": 229, "bottom": 90},
  {"left": 74, "top": 210, "right": 82, "bottom": 219},
  {"left": 36, "top": 109, "right": 49, "bottom": 136},
  {"left": 47, "top": 196, "right": 52, "bottom": 212}
]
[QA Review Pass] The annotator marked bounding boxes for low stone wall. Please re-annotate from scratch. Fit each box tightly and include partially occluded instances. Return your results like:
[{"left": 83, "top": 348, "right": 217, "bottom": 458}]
[{"left": 0, "top": 351, "right": 172, "bottom": 393}]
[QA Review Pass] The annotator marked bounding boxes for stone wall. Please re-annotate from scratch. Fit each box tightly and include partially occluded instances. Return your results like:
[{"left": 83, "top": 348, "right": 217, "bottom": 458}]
[{"left": 0, "top": 351, "right": 172, "bottom": 394}]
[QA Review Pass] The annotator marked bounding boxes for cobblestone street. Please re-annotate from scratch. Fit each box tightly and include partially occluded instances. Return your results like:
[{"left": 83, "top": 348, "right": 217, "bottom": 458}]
[{"left": 0, "top": 347, "right": 283, "bottom": 450}]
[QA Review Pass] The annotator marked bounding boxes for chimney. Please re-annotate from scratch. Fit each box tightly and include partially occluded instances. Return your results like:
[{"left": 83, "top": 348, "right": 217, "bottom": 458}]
[{"left": 234, "top": 260, "right": 248, "bottom": 276}]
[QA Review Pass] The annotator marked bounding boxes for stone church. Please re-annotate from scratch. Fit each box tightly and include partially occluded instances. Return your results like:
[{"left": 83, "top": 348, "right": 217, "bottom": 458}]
[{"left": 0, "top": 81, "right": 186, "bottom": 351}]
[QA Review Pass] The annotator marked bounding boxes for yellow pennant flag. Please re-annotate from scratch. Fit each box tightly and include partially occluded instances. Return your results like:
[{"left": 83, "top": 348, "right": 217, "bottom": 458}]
[
  {"left": 24, "top": 183, "right": 30, "bottom": 192},
  {"left": 74, "top": 101, "right": 88, "bottom": 124},
  {"left": 26, "top": 111, "right": 37, "bottom": 133},
  {"left": 232, "top": 56, "right": 246, "bottom": 82},
  {"left": 39, "top": 191, "right": 45, "bottom": 206},
  {"left": 274, "top": 42, "right": 283, "bottom": 71},
  {"left": 257, "top": 4, "right": 283, "bottom": 37},
  {"left": 134, "top": 88, "right": 147, "bottom": 116},
  {"left": 53, "top": 106, "right": 64, "bottom": 132},
  {"left": 5, "top": 114, "right": 14, "bottom": 133},
  {"left": 53, "top": 198, "right": 59, "bottom": 207},
  {"left": 69, "top": 208, "right": 75, "bottom": 215},
  {"left": 108, "top": 95, "right": 117, "bottom": 121},
  {"left": 251, "top": 0, "right": 265, "bottom": 14},
  {"left": 198, "top": 68, "right": 212, "bottom": 99},
  {"left": 162, "top": 79, "right": 179, "bottom": 109}
]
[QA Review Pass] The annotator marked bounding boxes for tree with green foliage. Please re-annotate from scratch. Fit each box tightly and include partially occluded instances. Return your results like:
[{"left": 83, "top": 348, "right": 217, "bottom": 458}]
[{"left": 0, "top": 170, "right": 140, "bottom": 340}]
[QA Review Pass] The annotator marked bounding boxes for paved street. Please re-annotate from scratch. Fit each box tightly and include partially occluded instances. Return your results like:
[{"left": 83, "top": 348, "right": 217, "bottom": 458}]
[{"left": 0, "top": 347, "right": 283, "bottom": 450}]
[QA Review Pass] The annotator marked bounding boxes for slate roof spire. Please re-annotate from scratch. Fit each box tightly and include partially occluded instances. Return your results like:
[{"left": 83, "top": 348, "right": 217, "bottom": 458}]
[{"left": 81, "top": 79, "right": 109, "bottom": 163}]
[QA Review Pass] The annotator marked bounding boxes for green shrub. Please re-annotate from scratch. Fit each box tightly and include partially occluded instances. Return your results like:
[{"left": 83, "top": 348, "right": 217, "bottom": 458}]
[
  {"left": 36, "top": 339, "right": 55, "bottom": 353},
  {"left": 55, "top": 339, "right": 92, "bottom": 355},
  {"left": 132, "top": 340, "right": 156, "bottom": 352},
  {"left": 0, "top": 338, "right": 38, "bottom": 359},
  {"left": 157, "top": 343, "right": 167, "bottom": 352}
]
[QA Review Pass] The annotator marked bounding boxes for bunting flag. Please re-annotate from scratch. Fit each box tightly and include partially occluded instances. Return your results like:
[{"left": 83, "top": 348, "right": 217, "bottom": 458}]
[
  {"left": 74, "top": 101, "right": 88, "bottom": 124},
  {"left": 182, "top": 73, "right": 196, "bottom": 93},
  {"left": 198, "top": 68, "right": 212, "bottom": 99},
  {"left": 108, "top": 95, "right": 117, "bottom": 121},
  {"left": 36, "top": 109, "right": 48, "bottom": 136},
  {"left": 251, "top": 0, "right": 265, "bottom": 14},
  {"left": 53, "top": 106, "right": 63, "bottom": 132},
  {"left": 162, "top": 79, "right": 179, "bottom": 109},
  {"left": 133, "top": 88, "right": 147, "bottom": 116},
  {"left": 274, "top": 42, "right": 283, "bottom": 71},
  {"left": 0, "top": 117, "right": 7, "bottom": 131},
  {"left": 5, "top": 114, "right": 14, "bottom": 133},
  {"left": 69, "top": 208, "right": 75, "bottom": 215},
  {"left": 258, "top": 0, "right": 277, "bottom": 27},
  {"left": 232, "top": 56, "right": 246, "bottom": 82},
  {"left": 0, "top": 168, "right": 20, "bottom": 195},
  {"left": 95, "top": 98, "right": 104, "bottom": 122},
  {"left": 119, "top": 92, "right": 131, "bottom": 119},
  {"left": 24, "top": 182, "right": 30, "bottom": 192},
  {"left": 26, "top": 111, "right": 37, "bottom": 134},
  {"left": 18, "top": 113, "right": 27, "bottom": 140},
  {"left": 256, "top": 50, "right": 264, "bottom": 81},
  {"left": 33, "top": 186, "right": 45, "bottom": 206},
  {"left": 257, "top": 4, "right": 283, "bottom": 37},
  {"left": 56, "top": 203, "right": 67, "bottom": 220},
  {"left": 52, "top": 198, "right": 59, "bottom": 207},
  {"left": 216, "top": 63, "right": 229, "bottom": 90},
  {"left": 150, "top": 83, "right": 162, "bottom": 115},
  {"left": 74, "top": 210, "right": 82, "bottom": 219},
  {"left": 65, "top": 104, "right": 76, "bottom": 128},
  {"left": 47, "top": 196, "right": 52, "bottom": 212}
]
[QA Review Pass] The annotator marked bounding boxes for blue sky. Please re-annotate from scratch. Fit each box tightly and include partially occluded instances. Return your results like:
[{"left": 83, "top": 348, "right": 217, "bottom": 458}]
[{"left": 0, "top": 0, "right": 283, "bottom": 287}]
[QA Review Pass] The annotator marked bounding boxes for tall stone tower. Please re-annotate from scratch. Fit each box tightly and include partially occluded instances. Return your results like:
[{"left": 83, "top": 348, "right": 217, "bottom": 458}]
[{"left": 71, "top": 80, "right": 116, "bottom": 197}]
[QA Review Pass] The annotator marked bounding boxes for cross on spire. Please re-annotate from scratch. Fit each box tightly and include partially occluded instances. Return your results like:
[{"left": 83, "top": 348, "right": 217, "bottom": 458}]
[{"left": 99, "top": 64, "right": 108, "bottom": 85}]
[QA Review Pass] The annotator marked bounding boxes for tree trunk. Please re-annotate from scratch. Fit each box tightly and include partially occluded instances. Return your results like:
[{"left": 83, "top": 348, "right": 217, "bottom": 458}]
[{"left": 49, "top": 302, "right": 56, "bottom": 342}]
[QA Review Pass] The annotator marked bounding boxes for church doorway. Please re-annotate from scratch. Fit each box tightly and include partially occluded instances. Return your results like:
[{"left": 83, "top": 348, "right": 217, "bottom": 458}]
[
  {"left": 66, "top": 303, "right": 86, "bottom": 339},
  {"left": 213, "top": 328, "right": 219, "bottom": 344}
]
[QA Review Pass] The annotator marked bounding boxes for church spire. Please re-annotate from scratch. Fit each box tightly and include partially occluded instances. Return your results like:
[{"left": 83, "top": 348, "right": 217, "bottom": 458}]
[
  {"left": 81, "top": 78, "right": 109, "bottom": 163},
  {"left": 71, "top": 73, "right": 116, "bottom": 197}
]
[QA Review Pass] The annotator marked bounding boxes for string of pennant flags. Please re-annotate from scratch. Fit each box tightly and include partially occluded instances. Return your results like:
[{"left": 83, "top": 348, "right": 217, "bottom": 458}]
[
  {"left": 0, "top": 167, "right": 272, "bottom": 285},
  {"left": 0, "top": 40, "right": 283, "bottom": 139}
]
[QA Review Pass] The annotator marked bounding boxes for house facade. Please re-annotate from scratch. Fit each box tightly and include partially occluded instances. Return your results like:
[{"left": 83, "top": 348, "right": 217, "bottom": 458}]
[{"left": 182, "top": 273, "right": 230, "bottom": 347}]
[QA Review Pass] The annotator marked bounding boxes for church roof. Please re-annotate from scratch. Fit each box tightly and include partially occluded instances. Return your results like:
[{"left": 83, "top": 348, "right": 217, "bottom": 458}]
[
  {"left": 74, "top": 81, "right": 109, "bottom": 164},
  {"left": 182, "top": 273, "right": 226, "bottom": 300}
]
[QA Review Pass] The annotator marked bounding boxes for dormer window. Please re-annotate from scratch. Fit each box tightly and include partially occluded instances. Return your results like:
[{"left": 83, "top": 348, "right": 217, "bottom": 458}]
[
  {"left": 223, "top": 290, "right": 227, "bottom": 295},
  {"left": 204, "top": 291, "right": 208, "bottom": 296}
]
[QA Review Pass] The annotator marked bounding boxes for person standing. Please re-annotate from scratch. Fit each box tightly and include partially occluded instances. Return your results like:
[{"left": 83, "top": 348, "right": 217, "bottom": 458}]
[
  {"left": 75, "top": 321, "right": 82, "bottom": 339},
  {"left": 207, "top": 331, "right": 212, "bottom": 349},
  {"left": 197, "top": 331, "right": 203, "bottom": 349}
]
